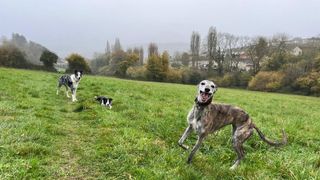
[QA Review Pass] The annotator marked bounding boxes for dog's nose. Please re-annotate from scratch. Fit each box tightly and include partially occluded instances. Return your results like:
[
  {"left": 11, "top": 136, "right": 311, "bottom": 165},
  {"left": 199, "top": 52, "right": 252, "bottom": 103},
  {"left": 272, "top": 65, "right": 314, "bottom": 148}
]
[{"left": 205, "top": 88, "right": 210, "bottom": 92}]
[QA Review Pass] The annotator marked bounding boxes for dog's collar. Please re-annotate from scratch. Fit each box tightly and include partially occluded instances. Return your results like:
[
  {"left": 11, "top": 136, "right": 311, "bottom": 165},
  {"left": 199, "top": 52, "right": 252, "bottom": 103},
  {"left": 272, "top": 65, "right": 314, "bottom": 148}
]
[{"left": 194, "top": 97, "right": 212, "bottom": 107}]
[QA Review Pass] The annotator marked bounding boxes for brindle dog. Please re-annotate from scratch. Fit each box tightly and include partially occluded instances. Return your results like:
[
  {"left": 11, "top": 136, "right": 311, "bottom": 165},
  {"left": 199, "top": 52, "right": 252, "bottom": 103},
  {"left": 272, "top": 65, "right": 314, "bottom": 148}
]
[{"left": 178, "top": 80, "right": 287, "bottom": 170}]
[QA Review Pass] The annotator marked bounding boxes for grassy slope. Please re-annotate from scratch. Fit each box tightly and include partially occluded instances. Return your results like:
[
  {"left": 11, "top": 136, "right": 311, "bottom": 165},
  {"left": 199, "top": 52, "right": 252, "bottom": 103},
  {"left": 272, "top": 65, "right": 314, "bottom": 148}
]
[{"left": 0, "top": 67, "right": 319, "bottom": 179}]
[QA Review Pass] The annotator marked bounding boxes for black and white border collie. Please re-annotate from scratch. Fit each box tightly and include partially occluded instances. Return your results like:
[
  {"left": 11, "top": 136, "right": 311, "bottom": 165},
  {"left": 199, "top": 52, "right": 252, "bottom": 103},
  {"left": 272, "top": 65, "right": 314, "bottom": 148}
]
[
  {"left": 95, "top": 96, "right": 113, "bottom": 109},
  {"left": 57, "top": 70, "right": 83, "bottom": 102}
]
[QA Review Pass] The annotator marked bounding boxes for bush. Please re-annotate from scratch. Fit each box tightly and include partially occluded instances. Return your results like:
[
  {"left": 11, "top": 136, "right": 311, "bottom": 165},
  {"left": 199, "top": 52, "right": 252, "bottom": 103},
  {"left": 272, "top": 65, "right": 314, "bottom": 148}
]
[
  {"left": 295, "top": 71, "right": 320, "bottom": 95},
  {"left": 248, "top": 71, "right": 284, "bottom": 91},
  {"left": 181, "top": 68, "right": 206, "bottom": 84},
  {"left": 126, "top": 66, "right": 147, "bottom": 80},
  {"left": 212, "top": 72, "right": 252, "bottom": 87},
  {"left": 166, "top": 69, "right": 182, "bottom": 83}
]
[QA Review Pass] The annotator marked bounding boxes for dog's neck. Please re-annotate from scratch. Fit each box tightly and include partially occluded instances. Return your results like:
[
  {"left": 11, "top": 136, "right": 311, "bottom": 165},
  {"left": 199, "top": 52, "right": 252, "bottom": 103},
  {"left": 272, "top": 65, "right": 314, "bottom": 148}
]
[
  {"left": 194, "top": 97, "right": 213, "bottom": 108},
  {"left": 71, "top": 74, "right": 80, "bottom": 83}
]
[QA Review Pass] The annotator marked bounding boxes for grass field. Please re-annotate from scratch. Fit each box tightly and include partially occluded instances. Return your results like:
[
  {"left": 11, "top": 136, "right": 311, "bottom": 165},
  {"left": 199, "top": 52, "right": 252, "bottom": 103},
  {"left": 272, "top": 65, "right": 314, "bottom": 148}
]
[{"left": 0, "top": 67, "right": 319, "bottom": 179}]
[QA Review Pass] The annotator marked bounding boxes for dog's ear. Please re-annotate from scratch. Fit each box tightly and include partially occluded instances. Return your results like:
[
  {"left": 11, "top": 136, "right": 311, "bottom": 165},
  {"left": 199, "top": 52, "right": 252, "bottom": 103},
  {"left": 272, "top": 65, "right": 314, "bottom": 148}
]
[
  {"left": 80, "top": 70, "right": 83, "bottom": 75},
  {"left": 74, "top": 70, "right": 78, "bottom": 74},
  {"left": 213, "top": 85, "right": 218, "bottom": 94},
  {"left": 109, "top": 98, "right": 113, "bottom": 102}
]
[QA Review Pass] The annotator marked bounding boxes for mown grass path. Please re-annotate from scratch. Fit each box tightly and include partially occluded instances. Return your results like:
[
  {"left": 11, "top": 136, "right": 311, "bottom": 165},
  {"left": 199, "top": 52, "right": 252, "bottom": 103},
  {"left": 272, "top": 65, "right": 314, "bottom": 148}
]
[{"left": 0, "top": 67, "right": 319, "bottom": 179}]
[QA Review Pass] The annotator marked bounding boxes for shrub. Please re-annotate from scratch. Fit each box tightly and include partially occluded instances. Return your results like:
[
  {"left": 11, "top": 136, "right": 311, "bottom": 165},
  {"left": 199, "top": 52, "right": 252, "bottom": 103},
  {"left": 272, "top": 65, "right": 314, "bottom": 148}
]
[
  {"left": 181, "top": 68, "right": 206, "bottom": 84},
  {"left": 126, "top": 66, "right": 147, "bottom": 80},
  {"left": 166, "top": 69, "right": 182, "bottom": 83},
  {"left": 295, "top": 71, "right": 320, "bottom": 95},
  {"left": 248, "top": 71, "right": 284, "bottom": 91},
  {"left": 212, "top": 72, "right": 252, "bottom": 87}
]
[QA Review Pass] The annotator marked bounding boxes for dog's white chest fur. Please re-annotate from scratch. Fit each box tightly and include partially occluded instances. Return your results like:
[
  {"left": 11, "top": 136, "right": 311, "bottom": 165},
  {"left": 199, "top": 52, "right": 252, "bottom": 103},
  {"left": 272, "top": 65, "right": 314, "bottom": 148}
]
[{"left": 188, "top": 106, "right": 205, "bottom": 133}]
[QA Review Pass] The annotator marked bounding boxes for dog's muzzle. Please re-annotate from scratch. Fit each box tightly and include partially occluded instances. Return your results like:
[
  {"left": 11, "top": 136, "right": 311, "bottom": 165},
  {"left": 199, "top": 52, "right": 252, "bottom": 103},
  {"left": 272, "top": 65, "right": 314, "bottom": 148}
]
[{"left": 199, "top": 91, "right": 212, "bottom": 103}]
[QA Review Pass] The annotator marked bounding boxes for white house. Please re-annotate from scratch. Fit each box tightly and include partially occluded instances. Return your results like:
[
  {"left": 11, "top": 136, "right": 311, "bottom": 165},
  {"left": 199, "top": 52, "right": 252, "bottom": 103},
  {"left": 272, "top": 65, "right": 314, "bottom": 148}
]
[{"left": 291, "top": 46, "right": 302, "bottom": 56}]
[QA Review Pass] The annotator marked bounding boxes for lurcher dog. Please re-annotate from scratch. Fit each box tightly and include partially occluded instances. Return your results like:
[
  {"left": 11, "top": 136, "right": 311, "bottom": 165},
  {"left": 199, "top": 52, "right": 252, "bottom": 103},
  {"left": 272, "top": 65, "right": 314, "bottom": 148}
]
[{"left": 178, "top": 80, "right": 287, "bottom": 170}]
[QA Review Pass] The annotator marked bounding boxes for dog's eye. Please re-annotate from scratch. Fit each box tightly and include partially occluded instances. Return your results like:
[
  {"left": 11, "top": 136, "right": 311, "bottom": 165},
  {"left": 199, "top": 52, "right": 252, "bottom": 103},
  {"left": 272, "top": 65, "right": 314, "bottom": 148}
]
[
  {"left": 211, "top": 85, "right": 215, "bottom": 88},
  {"left": 201, "top": 82, "right": 205, "bottom": 85}
]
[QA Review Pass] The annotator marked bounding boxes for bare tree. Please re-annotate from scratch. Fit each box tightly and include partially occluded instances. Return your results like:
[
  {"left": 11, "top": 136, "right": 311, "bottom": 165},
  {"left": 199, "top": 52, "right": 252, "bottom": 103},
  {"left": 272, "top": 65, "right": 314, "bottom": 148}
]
[
  {"left": 190, "top": 31, "right": 201, "bottom": 68},
  {"left": 247, "top": 36, "right": 268, "bottom": 74},
  {"left": 218, "top": 33, "right": 241, "bottom": 72},
  {"left": 207, "top": 27, "right": 217, "bottom": 72}
]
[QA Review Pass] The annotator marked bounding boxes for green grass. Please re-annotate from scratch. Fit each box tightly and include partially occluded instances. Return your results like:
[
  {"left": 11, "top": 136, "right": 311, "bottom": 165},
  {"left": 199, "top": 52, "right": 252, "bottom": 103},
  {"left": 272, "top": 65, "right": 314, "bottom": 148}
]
[{"left": 0, "top": 67, "right": 319, "bottom": 179}]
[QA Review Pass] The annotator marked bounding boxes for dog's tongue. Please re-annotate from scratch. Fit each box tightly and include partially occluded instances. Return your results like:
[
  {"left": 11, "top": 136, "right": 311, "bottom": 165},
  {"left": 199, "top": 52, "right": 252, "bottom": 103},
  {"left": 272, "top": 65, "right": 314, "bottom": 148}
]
[{"left": 201, "top": 93, "right": 209, "bottom": 101}]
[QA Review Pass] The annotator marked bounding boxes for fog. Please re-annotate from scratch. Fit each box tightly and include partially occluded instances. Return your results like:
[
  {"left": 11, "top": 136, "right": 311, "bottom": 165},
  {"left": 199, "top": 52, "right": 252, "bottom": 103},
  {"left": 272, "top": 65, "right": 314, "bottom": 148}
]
[{"left": 1, "top": 0, "right": 319, "bottom": 58}]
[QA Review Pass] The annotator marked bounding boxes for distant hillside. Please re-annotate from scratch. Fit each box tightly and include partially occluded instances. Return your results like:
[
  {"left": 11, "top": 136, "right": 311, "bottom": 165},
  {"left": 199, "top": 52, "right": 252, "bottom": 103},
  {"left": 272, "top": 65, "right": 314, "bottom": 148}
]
[{"left": 1, "top": 33, "right": 55, "bottom": 65}]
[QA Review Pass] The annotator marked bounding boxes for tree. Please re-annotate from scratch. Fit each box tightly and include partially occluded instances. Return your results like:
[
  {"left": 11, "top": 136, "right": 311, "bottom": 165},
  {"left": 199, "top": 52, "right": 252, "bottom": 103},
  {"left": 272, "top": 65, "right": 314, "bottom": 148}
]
[
  {"left": 262, "top": 34, "right": 289, "bottom": 72},
  {"left": 146, "top": 54, "right": 163, "bottom": 81},
  {"left": 139, "top": 47, "right": 144, "bottom": 65},
  {"left": 113, "top": 38, "right": 122, "bottom": 52},
  {"left": 148, "top": 43, "right": 158, "bottom": 58},
  {"left": 40, "top": 50, "right": 58, "bottom": 70},
  {"left": 117, "top": 51, "right": 139, "bottom": 77},
  {"left": 190, "top": 31, "right": 200, "bottom": 67},
  {"left": 161, "top": 51, "right": 169, "bottom": 72},
  {"left": 66, "top": 53, "right": 91, "bottom": 73},
  {"left": 90, "top": 52, "right": 110, "bottom": 74},
  {"left": 207, "top": 27, "right": 221, "bottom": 74},
  {"left": 105, "top": 40, "right": 111, "bottom": 55},
  {"left": 0, "top": 44, "right": 28, "bottom": 68},
  {"left": 247, "top": 37, "right": 268, "bottom": 74},
  {"left": 181, "top": 52, "right": 190, "bottom": 67}
]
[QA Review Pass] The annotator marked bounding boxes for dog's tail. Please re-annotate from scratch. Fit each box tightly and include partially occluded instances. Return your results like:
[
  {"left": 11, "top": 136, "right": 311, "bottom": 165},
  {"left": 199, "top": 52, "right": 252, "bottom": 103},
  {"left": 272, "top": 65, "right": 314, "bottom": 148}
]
[{"left": 252, "top": 123, "right": 287, "bottom": 147}]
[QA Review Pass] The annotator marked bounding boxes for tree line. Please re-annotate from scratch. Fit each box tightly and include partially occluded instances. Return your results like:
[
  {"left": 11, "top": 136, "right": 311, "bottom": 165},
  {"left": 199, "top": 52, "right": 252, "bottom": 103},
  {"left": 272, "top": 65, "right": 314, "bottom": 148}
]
[
  {"left": 1, "top": 31, "right": 320, "bottom": 96},
  {"left": 91, "top": 27, "right": 320, "bottom": 96}
]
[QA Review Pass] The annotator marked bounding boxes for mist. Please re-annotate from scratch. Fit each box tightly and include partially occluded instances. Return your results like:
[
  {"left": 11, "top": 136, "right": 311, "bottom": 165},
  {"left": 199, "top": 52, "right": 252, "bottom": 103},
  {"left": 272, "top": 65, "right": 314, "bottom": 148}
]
[{"left": 1, "top": 0, "right": 319, "bottom": 58}]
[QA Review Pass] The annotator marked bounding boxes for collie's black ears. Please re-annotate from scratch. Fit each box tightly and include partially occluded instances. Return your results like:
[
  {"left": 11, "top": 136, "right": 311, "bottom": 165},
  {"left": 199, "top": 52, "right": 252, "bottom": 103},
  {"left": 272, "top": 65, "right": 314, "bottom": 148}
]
[
  {"left": 74, "top": 70, "right": 78, "bottom": 74},
  {"left": 80, "top": 70, "right": 83, "bottom": 74}
]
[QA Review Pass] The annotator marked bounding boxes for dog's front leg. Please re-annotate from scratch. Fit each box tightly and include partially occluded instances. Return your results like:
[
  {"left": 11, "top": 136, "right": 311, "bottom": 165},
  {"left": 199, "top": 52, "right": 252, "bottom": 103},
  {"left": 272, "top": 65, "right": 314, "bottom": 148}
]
[
  {"left": 187, "top": 133, "right": 205, "bottom": 164},
  {"left": 178, "top": 125, "right": 193, "bottom": 150},
  {"left": 71, "top": 88, "right": 77, "bottom": 102},
  {"left": 74, "top": 89, "right": 78, "bottom": 101}
]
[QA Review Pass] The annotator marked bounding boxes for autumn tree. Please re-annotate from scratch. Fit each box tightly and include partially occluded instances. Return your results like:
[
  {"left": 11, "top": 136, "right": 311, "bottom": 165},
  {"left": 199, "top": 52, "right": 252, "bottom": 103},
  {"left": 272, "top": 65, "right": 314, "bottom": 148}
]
[{"left": 146, "top": 50, "right": 169, "bottom": 81}]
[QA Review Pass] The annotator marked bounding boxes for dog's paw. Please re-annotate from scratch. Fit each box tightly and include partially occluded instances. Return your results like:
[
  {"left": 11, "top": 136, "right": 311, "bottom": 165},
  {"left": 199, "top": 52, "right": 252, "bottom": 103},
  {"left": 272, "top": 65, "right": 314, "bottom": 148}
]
[
  {"left": 178, "top": 144, "right": 189, "bottom": 150},
  {"left": 229, "top": 165, "right": 237, "bottom": 170},
  {"left": 187, "top": 158, "right": 192, "bottom": 164}
]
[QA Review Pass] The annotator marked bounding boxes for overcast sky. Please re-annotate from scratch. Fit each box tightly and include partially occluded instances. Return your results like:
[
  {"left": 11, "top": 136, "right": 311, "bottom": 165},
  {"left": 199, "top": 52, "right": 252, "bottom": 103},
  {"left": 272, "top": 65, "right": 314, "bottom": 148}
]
[{"left": 1, "top": 0, "right": 319, "bottom": 58}]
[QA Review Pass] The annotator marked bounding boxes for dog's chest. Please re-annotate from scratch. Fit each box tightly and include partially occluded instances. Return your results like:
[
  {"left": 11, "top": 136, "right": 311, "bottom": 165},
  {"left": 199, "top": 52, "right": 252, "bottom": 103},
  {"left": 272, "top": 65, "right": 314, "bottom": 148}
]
[{"left": 190, "top": 107, "right": 207, "bottom": 133}]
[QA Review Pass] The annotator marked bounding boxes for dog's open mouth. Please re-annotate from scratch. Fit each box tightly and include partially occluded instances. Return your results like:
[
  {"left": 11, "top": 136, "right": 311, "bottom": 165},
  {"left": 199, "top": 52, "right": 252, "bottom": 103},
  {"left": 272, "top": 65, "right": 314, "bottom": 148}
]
[{"left": 199, "top": 91, "right": 212, "bottom": 102}]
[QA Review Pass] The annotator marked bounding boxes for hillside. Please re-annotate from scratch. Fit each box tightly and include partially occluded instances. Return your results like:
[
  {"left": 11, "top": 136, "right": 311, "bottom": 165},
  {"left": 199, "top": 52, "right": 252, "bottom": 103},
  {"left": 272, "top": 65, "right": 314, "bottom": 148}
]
[{"left": 0, "top": 67, "right": 319, "bottom": 179}]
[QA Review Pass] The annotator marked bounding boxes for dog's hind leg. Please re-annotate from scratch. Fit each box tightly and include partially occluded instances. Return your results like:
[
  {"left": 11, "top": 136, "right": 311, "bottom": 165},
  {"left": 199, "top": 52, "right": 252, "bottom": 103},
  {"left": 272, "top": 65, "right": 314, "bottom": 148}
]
[
  {"left": 178, "top": 125, "right": 193, "bottom": 150},
  {"left": 57, "top": 83, "right": 62, "bottom": 95},
  {"left": 187, "top": 133, "right": 206, "bottom": 164},
  {"left": 65, "top": 86, "right": 70, "bottom": 98},
  {"left": 230, "top": 126, "right": 253, "bottom": 170}
]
